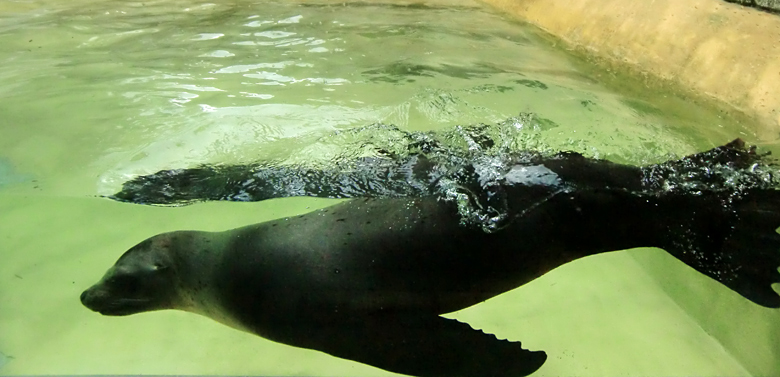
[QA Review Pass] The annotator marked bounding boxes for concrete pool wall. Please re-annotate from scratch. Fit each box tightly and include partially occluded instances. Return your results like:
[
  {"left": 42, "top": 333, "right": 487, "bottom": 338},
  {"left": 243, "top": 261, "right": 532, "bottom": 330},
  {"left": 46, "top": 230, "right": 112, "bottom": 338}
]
[{"left": 481, "top": 0, "right": 780, "bottom": 139}]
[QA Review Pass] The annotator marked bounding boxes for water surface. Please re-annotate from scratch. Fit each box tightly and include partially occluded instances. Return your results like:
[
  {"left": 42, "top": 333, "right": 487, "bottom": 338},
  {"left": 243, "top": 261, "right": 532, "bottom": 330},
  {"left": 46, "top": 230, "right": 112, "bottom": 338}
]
[{"left": 0, "top": 0, "right": 777, "bottom": 376}]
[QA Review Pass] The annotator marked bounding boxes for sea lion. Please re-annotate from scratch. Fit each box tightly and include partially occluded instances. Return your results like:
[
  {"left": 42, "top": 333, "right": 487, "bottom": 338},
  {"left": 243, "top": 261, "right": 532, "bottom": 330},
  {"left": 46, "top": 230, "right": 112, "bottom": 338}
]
[{"left": 82, "top": 139, "right": 780, "bottom": 377}]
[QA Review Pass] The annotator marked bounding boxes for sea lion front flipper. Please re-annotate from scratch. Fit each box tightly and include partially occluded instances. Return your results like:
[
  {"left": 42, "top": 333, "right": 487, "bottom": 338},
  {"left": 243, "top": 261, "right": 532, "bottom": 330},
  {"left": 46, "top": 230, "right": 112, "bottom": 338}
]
[{"left": 312, "top": 315, "right": 547, "bottom": 377}]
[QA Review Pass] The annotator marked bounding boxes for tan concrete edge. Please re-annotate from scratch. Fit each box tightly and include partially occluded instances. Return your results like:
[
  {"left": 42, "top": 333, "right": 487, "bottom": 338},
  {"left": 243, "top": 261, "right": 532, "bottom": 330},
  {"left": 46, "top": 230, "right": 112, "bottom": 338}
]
[{"left": 480, "top": 0, "right": 780, "bottom": 139}]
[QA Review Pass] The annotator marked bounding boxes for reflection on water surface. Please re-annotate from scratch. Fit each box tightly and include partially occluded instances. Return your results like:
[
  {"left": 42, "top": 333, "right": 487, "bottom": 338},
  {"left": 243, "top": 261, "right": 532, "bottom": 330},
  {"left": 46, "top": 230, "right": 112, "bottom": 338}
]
[
  {"left": 0, "top": 1, "right": 777, "bottom": 376},
  {"left": 0, "top": 0, "right": 761, "bottom": 198}
]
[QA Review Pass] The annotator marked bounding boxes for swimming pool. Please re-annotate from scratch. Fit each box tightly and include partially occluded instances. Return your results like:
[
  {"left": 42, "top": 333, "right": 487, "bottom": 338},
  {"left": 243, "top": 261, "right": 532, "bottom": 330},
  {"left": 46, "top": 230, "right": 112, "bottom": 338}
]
[{"left": 0, "top": 0, "right": 777, "bottom": 376}]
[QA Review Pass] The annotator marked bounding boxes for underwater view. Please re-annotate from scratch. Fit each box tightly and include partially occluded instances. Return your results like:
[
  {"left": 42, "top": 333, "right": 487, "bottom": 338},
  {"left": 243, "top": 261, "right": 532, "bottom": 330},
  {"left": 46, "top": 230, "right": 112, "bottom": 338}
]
[{"left": 1, "top": 0, "right": 779, "bottom": 376}]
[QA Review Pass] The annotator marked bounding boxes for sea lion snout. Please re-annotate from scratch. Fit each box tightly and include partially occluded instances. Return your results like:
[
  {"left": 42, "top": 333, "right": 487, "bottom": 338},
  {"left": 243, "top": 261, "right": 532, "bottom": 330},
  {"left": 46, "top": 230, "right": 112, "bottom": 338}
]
[
  {"left": 80, "top": 267, "right": 156, "bottom": 316},
  {"left": 80, "top": 281, "right": 124, "bottom": 315},
  {"left": 81, "top": 264, "right": 178, "bottom": 315},
  {"left": 80, "top": 284, "right": 115, "bottom": 314},
  {"left": 79, "top": 288, "right": 107, "bottom": 314},
  {"left": 81, "top": 236, "right": 182, "bottom": 316}
]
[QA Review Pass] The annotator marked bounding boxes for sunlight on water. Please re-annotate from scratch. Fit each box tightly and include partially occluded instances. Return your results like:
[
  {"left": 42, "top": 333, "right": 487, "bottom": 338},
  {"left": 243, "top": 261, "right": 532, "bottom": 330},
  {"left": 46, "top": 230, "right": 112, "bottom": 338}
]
[
  {"left": 0, "top": 0, "right": 759, "bottom": 199},
  {"left": 0, "top": 1, "right": 777, "bottom": 376}
]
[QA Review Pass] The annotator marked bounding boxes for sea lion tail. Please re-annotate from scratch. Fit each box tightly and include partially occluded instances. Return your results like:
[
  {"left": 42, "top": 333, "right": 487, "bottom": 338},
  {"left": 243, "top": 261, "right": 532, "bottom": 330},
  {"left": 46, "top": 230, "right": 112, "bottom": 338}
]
[{"left": 659, "top": 188, "right": 780, "bottom": 308}]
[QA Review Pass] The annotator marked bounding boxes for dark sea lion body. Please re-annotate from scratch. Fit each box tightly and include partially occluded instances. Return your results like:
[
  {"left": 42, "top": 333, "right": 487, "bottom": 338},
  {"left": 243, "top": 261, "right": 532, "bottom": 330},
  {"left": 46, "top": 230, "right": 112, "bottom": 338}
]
[
  {"left": 81, "top": 139, "right": 780, "bottom": 377},
  {"left": 221, "top": 191, "right": 659, "bottom": 323}
]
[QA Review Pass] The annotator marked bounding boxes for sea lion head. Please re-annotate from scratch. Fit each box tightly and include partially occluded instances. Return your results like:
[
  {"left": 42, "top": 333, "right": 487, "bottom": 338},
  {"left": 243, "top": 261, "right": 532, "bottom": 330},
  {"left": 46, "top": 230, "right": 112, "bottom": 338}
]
[{"left": 81, "top": 234, "right": 181, "bottom": 316}]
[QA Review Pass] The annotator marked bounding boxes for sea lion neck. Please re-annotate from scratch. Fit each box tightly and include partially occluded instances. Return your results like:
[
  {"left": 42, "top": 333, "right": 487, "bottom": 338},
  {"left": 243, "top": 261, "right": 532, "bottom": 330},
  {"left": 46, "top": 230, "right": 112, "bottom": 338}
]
[{"left": 165, "top": 230, "right": 229, "bottom": 315}]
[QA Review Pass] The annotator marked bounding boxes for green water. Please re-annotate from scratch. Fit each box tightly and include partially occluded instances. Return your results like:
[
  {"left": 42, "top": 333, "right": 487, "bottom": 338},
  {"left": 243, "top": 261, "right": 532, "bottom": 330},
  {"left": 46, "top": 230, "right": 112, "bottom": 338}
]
[{"left": 0, "top": 0, "right": 778, "bottom": 376}]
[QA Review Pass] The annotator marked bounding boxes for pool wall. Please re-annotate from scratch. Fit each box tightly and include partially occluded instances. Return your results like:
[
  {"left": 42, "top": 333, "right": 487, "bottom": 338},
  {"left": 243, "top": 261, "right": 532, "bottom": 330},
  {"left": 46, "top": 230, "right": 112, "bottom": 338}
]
[{"left": 481, "top": 0, "right": 780, "bottom": 139}]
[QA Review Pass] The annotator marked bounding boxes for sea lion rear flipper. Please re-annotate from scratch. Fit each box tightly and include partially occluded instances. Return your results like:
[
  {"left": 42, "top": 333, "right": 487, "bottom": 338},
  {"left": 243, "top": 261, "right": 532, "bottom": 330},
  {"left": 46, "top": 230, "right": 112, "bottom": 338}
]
[
  {"left": 675, "top": 138, "right": 761, "bottom": 168},
  {"left": 660, "top": 189, "right": 780, "bottom": 308},
  {"left": 314, "top": 315, "right": 546, "bottom": 377}
]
